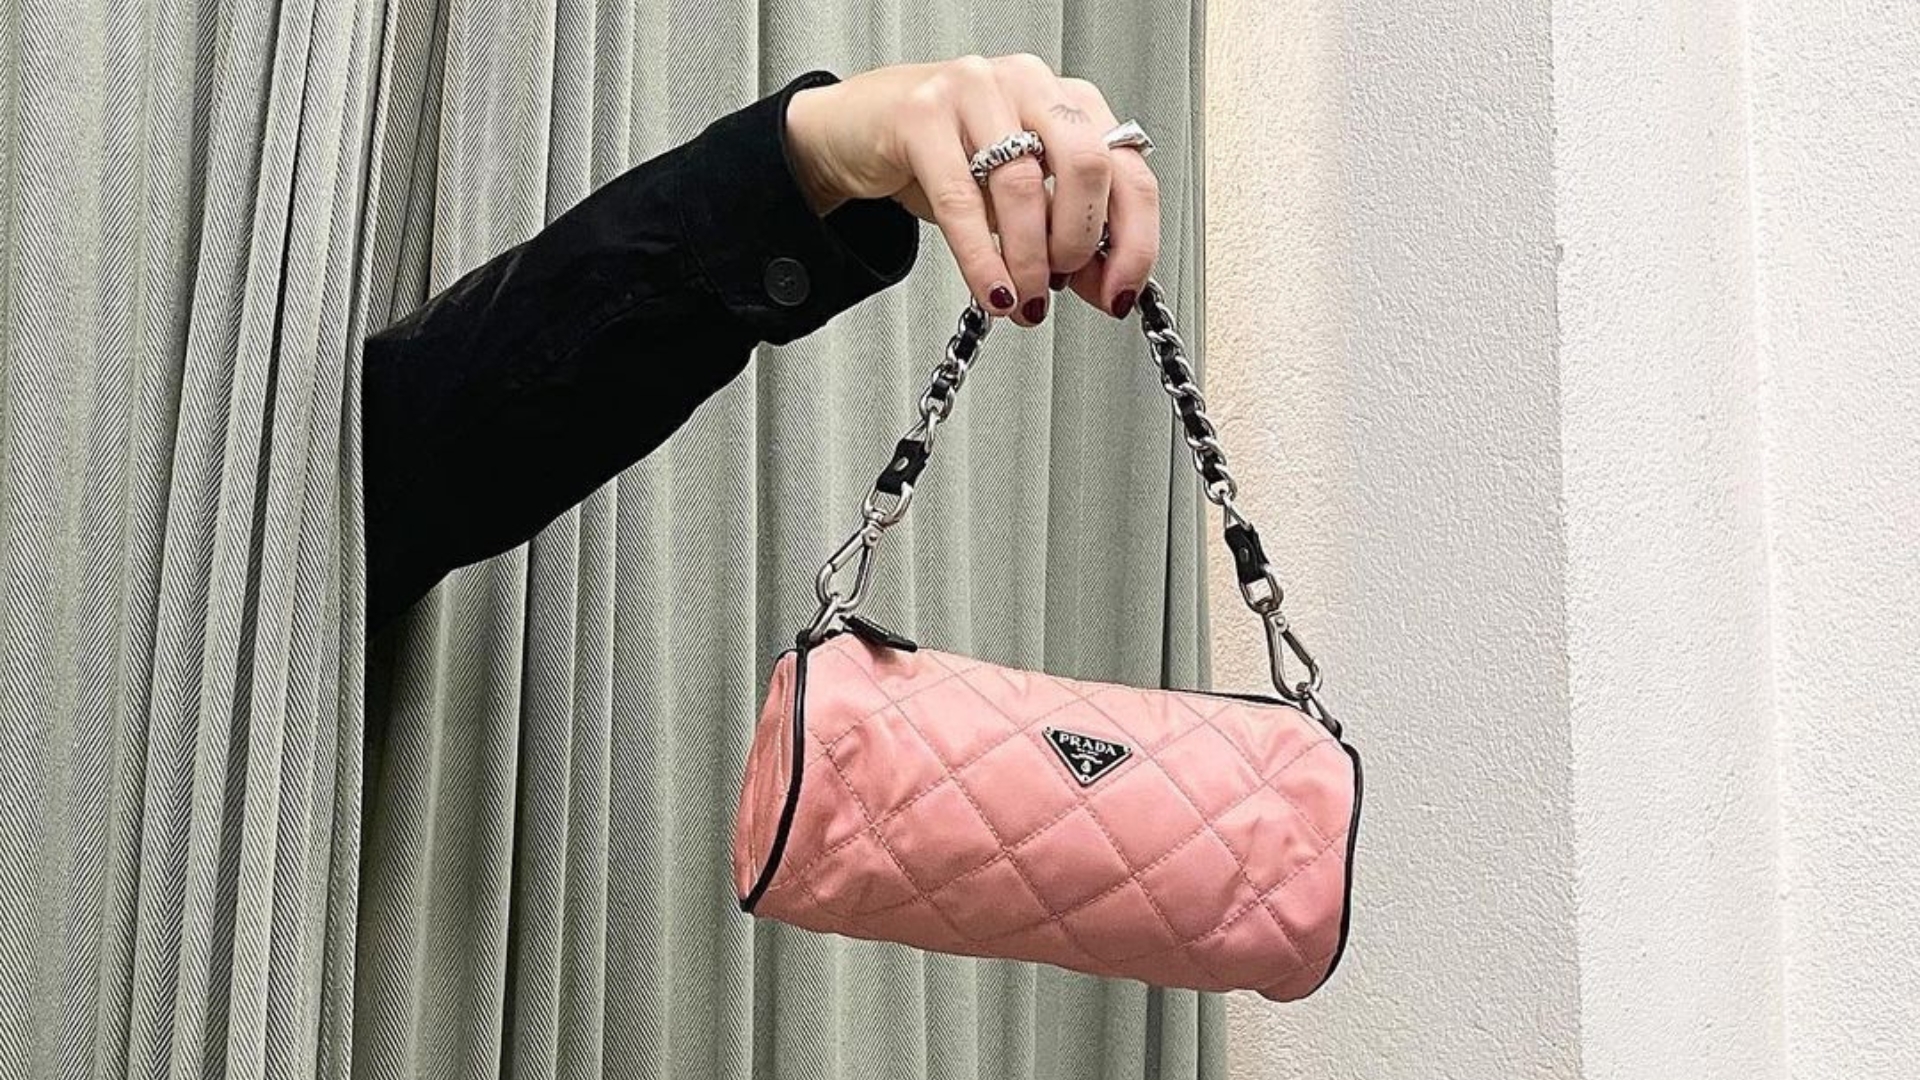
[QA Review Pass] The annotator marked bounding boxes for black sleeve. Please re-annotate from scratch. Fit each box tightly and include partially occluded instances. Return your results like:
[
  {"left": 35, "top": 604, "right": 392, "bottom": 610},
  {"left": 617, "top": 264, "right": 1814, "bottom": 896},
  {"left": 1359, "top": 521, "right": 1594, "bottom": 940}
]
[{"left": 361, "top": 71, "right": 919, "bottom": 634}]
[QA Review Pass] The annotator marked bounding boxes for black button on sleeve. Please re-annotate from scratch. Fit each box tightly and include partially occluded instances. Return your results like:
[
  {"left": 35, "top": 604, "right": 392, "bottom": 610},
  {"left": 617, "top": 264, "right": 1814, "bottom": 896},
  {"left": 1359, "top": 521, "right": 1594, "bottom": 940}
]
[
  {"left": 672, "top": 70, "right": 920, "bottom": 345},
  {"left": 764, "top": 257, "right": 811, "bottom": 307}
]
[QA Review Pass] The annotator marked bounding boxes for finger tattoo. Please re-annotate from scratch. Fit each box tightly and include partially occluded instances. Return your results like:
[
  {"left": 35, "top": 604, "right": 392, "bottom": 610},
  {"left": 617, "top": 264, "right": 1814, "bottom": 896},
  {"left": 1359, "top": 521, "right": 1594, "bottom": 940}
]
[{"left": 1048, "top": 103, "right": 1090, "bottom": 124}]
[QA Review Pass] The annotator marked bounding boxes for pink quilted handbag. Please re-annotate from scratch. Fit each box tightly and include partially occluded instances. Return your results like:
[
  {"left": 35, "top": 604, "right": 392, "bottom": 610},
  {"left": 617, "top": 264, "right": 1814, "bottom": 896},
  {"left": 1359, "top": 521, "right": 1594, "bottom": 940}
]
[{"left": 732, "top": 283, "right": 1360, "bottom": 1002}]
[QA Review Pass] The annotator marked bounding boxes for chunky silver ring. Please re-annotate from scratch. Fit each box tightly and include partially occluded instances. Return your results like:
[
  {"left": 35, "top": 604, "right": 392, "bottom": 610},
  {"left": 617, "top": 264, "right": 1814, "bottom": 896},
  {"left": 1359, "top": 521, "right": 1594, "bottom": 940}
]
[
  {"left": 969, "top": 130, "right": 1046, "bottom": 185},
  {"left": 1104, "top": 120, "right": 1155, "bottom": 157}
]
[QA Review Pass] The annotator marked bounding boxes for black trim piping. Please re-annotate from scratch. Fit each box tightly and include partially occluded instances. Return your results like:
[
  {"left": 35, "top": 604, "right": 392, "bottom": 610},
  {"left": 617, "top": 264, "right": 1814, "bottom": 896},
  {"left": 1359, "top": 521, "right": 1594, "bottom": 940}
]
[
  {"left": 739, "top": 633, "right": 814, "bottom": 913},
  {"left": 1307, "top": 740, "right": 1363, "bottom": 993}
]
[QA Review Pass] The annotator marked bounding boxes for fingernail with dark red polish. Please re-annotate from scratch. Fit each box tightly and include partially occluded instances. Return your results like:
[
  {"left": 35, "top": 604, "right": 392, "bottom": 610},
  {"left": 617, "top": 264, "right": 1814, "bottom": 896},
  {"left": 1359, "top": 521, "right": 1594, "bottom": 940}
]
[
  {"left": 989, "top": 284, "right": 1016, "bottom": 311},
  {"left": 1022, "top": 297, "right": 1048, "bottom": 324},
  {"left": 1111, "top": 289, "right": 1137, "bottom": 318},
  {"left": 1050, "top": 273, "right": 1069, "bottom": 291}
]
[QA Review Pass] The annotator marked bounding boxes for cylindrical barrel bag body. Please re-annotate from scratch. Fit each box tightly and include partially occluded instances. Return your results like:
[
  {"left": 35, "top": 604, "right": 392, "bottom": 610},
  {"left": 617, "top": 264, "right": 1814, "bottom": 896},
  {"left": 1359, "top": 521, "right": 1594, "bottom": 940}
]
[{"left": 731, "top": 283, "right": 1362, "bottom": 1003}]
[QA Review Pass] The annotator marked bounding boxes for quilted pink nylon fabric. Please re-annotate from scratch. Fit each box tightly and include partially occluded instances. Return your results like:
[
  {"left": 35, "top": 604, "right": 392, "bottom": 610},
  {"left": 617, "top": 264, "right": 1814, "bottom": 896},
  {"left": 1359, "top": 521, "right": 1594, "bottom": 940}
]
[{"left": 732, "top": 633, "right": 1359, "bottom": 1002}]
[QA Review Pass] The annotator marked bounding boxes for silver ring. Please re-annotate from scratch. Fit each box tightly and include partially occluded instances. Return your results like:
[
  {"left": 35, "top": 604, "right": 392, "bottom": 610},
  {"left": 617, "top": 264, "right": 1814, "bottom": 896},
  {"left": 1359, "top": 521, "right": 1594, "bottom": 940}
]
[
  {"left": 1104, "top": 120, "right": 1155, "bottom": 157},
  {"left": 969, "top": 130, "right": 1045, "bottom": 185}
]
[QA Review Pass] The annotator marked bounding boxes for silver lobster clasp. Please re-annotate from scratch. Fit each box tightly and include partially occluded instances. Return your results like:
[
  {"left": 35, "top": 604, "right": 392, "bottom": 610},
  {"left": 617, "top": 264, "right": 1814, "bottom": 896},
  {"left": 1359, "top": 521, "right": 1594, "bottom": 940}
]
[{"left": 1261, "top": 610, "right": 1323, "bottom": 707}]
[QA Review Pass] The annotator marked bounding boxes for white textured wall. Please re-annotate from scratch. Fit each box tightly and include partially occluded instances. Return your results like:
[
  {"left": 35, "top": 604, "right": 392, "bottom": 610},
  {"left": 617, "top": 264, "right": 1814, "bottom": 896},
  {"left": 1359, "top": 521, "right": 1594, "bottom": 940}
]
[
  {"left": 1553, "top": 1, "right": 1783, "bottom": 1076},
  {"left": 1207, "top": 1, "right": 1920, "bottom": 1077},
  {"left": 1205, "top": 1, "right": 1580, "bottom": 1077},
  {"left": 1749, "top": 5, "right": 1920, "bottom": 1077}
]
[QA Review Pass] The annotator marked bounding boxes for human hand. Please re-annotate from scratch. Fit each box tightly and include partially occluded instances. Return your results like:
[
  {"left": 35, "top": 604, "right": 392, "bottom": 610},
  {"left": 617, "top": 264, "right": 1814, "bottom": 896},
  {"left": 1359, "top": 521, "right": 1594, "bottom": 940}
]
[{"left": 784, "top": 55, "right": 1159, "bottom": 326}]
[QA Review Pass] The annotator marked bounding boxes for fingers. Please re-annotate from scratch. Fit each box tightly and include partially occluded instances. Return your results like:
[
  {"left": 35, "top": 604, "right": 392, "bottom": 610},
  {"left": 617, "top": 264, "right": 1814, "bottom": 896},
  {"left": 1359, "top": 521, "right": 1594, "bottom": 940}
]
[
  {"left": 900, "top": 55, "right": 1159, "bottom": 324},
  {"left": 1058, "top": 78, "right": 1158, "bottom": 318},
  {"left": 902, "top": 107, "right": 1018, "bottom": 317},
  {"left": 997, "top": 55, "right": 1112, "bottom": 279},
  {"left": 1083, "top": 153, "right": 1159, "bottom": 317},
  {"left": 955, "top": 84, "right": 1051, "bottom": 325}
]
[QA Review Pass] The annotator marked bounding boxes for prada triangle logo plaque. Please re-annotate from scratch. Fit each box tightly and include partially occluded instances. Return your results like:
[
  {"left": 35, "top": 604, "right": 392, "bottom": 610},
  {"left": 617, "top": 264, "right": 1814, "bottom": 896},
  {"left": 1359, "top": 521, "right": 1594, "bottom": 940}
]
[{"left": 1043, "top": 727, "right": 1132, "bottom": 787}]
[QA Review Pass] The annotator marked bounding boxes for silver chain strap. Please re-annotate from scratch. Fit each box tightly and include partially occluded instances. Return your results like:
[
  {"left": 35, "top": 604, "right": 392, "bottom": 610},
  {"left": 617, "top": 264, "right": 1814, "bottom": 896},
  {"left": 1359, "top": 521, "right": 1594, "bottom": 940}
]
[
  {"left": 804, "top": 281, "right": 1335, "bottom": 730},
  {"left": 805, "top": 302, "right": 991, "bottom": 641}
]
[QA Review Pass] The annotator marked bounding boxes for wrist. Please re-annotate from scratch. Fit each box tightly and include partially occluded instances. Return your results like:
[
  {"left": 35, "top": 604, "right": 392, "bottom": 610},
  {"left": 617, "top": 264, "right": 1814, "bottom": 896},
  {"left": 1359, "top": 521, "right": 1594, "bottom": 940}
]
[{"left": 784, "top": 86, "right": 847, "bottom": 216}]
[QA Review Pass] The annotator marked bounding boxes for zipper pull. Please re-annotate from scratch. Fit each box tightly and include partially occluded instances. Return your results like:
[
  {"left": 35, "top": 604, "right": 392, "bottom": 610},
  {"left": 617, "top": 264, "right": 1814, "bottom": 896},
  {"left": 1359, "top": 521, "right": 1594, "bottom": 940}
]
[{"left": 842, "top": 614, "right": 918, "bottom": 653}]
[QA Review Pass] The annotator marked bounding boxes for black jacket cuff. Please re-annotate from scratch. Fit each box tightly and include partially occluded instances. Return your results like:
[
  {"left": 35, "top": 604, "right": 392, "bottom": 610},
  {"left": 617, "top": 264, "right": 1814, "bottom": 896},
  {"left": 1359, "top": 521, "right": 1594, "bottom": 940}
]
[{"left": 673, "top": 70, "right": 920, "bottom": 346}]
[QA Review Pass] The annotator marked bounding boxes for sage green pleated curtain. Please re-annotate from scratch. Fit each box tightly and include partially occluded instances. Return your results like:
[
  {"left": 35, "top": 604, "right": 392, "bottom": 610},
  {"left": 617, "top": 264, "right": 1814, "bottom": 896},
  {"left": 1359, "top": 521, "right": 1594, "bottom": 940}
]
[{"left": 0, "top": 1, "right": 1212, "bottom": 1078}]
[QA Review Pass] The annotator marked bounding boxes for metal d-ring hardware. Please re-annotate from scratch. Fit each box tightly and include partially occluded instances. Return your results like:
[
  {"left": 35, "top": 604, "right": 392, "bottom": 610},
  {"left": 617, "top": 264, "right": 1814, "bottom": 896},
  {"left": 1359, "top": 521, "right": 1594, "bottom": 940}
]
[{"left": 802, "top": 280, "right": 1334, "bottom": 724}]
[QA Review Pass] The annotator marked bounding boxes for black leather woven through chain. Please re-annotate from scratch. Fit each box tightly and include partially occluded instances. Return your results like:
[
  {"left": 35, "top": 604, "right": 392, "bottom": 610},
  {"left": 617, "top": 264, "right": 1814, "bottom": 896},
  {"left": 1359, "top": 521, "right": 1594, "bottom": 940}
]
[{"left": 1149, "top": 336, "right": 1228, "bottom": 485}]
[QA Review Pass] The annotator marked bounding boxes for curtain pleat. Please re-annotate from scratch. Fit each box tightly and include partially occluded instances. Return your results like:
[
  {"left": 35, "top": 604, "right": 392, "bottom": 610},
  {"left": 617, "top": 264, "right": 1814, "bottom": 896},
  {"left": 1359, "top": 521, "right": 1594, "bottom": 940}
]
[{"left": 0, "top": 1, "right": 1214, "bottom": 1077}]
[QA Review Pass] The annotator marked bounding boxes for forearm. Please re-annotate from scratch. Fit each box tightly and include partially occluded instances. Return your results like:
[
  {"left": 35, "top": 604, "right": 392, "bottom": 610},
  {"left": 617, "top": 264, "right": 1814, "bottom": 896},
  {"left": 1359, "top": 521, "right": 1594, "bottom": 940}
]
[{"left": 361, "top": 71, "right": 919, "bottom": 634}]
